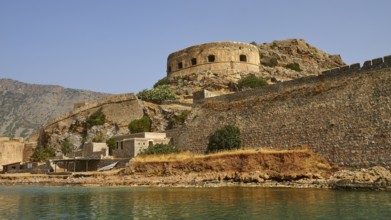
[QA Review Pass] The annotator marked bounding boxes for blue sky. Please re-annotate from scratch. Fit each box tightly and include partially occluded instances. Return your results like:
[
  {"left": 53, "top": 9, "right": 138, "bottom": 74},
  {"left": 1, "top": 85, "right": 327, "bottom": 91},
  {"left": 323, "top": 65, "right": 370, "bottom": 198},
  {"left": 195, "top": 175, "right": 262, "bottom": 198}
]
[{"left": 1, "top": 0, "right": 390, "bottom": 94}]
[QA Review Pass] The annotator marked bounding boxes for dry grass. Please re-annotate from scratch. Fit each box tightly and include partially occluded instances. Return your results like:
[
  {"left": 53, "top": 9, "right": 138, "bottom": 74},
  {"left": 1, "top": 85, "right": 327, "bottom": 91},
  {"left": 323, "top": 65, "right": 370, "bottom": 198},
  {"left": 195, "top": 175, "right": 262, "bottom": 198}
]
[{"left": 132, "top": 148, "right": 310, "bottom": 163}]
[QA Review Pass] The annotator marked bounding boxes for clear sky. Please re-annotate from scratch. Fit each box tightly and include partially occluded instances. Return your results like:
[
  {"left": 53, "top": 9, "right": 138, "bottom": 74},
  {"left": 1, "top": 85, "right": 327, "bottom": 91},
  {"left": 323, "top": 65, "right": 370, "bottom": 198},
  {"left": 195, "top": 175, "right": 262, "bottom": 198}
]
[{"left": 1, "top": 0, "right": 390, "bottom": 94}]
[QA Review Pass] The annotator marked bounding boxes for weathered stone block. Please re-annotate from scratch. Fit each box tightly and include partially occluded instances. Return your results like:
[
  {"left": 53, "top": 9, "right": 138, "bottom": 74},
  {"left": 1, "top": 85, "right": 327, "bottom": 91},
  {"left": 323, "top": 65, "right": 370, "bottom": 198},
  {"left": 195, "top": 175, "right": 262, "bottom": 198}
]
[
  {"left": 362, "top": 60, "right": 372, "bottom": 69},
  {"left": 372, "top": 57, "right": 384, "bottom": 66},
  {"left": 340, "top": 65, "right": 350, "bottom": 72},
  {"left": 350, "top": 63, "right": 361, "bottom": 70},
  {"left": 384, "top": 55, "right": 391, "bottom": 65}
]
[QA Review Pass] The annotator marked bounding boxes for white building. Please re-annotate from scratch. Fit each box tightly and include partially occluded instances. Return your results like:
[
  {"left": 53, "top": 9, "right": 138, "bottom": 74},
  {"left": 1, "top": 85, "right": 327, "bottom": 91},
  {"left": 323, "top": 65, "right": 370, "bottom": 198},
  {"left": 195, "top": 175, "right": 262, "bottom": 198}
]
[{"left": 112, "top": 132, "right": 170, "bottom": 158}]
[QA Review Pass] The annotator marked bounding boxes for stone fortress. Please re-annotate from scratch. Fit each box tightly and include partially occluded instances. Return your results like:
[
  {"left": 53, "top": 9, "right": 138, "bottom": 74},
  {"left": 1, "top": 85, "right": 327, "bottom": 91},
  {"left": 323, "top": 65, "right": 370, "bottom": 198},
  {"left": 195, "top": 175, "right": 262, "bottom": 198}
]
[
  {"left": 166, "top": 42, "right": 260, "bottom": 79},
  {"left": 169, "top": 54, "right": 391, "bottom": 167}
]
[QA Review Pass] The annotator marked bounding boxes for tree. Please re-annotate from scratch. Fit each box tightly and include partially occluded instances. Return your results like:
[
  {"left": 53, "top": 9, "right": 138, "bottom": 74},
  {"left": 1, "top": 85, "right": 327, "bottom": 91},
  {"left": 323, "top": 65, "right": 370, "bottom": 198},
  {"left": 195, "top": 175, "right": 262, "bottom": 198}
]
[
  {"left": 206, "top": 125, "right": 241, "bottom": 153},
  {"left": 106, "top": 137, "right": 116, "bottom": 155},
  {"left": 128, "top": 116, "right": 151, "bottom": 133},
  {"left": 139, "top": 144, "right": 180, "bottom": 155},
  {"left": 238, "top": 75, "right": 268, "bottom": 90},
  {"left": 31, "top": 146, "right": 55, "bottom": 162},
  {"left": 86, "top": 108, "right": 106, "bottom": 128},
  {"left": 61, "top": 138, "right": 72, "bottom": 155}
]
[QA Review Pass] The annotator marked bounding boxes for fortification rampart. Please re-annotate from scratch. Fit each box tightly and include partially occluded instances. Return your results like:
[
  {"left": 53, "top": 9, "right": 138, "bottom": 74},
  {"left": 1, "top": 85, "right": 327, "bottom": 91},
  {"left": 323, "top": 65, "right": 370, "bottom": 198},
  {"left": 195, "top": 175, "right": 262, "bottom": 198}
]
[
  {"left": 44, "top": 93, "right": 140, "bottom": 128},
  {"left": 0, "top": 139, "right": 25, "bottom": 169},
  {"left": 167, "top": 42, "right": 260, "bottom": 79},
  {"left": 168, "top": 55, "right": 391, "bottom": 167}
]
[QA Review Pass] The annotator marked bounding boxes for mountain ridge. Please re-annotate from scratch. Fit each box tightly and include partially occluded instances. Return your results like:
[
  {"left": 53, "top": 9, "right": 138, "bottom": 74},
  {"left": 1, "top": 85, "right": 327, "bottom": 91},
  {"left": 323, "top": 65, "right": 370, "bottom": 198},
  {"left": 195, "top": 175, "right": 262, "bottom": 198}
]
[{"left": 0, "top": 78, "right": 110, "bottom": 138}]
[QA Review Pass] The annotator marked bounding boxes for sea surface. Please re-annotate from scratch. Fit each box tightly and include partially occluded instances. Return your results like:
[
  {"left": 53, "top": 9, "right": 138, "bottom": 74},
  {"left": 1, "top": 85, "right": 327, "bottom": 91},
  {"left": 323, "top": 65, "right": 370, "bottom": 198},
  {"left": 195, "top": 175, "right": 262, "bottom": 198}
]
[{"left": 0, "top": 186, "right": 390, "bottom": 219}]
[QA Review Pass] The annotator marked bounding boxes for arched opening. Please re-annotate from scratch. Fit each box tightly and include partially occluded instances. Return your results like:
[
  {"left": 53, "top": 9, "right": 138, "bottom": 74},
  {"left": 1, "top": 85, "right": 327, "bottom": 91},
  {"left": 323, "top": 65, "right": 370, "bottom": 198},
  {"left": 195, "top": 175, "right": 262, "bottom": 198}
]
[
  {"left": 167, "top": 66, "right": 171, "bottom": 73},
  {"left": 191, "top": 58, "right": 197, "bottom": 65},
  {"left": 240, "top": 54, "right": 247, "bottom": 62},
  {"left": 208, "top": 55, "right": 215, "bottom": 62},
  {"left": 177, "top": 62, "right": 183, "bottom": 69}
]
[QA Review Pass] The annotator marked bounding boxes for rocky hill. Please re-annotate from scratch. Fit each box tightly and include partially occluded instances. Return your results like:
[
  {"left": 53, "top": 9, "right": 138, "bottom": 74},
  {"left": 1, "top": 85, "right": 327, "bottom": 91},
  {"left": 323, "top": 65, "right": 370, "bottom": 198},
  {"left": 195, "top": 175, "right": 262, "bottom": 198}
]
[
  {"left": 171, "top": 39, "right": 345, "bottom": 98},
  {"left": 0, "top": 79, "right": 109, "bottom": 138}
]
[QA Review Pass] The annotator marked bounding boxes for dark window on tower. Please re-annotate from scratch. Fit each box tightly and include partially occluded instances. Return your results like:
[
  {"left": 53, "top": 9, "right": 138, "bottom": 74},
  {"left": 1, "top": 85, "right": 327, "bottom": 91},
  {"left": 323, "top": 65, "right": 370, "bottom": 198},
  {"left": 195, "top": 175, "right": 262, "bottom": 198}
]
[
  {"left": 191, "top": 58, "right": 197, "bottom": 65},
  {"left": 178, "top": 62, "right": 183, "bottom": 69},
  {"left": 240, "top": 55, "right": 247, "bottom": 62},
  {"left": 167, "top": 66, "right": 171, "bottom": 73},
  {"left": 208, "top": 55, "right": 215, "bottom": 62}
]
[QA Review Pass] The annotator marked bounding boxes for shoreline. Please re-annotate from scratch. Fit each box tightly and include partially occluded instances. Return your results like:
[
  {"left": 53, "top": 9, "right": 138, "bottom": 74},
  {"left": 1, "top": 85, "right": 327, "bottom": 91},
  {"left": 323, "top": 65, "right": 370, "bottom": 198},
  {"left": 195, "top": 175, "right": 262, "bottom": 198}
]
[{"left": 0, "top": 168, "right": 390, "bottom": 191}]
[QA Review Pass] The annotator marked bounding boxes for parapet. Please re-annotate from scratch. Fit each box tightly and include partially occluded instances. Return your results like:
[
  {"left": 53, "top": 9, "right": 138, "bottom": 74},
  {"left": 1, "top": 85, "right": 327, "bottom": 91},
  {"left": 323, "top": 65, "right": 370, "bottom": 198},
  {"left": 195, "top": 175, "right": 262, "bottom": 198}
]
[
  {"left": 193, "top": 55, "right": 391, "bottom": 104},
  {"left": 167, "top": 42, "right": 260, "bottom": 79},
  {"left": 321, "top": 55, "right": 391, "bottom": 77}
]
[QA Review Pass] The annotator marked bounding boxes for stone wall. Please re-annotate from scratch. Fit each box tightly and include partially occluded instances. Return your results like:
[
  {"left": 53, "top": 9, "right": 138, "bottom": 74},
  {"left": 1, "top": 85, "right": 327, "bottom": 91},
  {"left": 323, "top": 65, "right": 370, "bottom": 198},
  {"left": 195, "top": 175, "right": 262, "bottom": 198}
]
[
  {"left": 168, "top": 55, "right": 391, "bottom": 167},
  {"left": 44, "top": 93, "right": 140, "bottom": 128},
  {"left": 167, "top": 42, "right": 260, "bottom": 79},
  {"left": 0, "top": 140, "right": 25, "bottom": 170}
]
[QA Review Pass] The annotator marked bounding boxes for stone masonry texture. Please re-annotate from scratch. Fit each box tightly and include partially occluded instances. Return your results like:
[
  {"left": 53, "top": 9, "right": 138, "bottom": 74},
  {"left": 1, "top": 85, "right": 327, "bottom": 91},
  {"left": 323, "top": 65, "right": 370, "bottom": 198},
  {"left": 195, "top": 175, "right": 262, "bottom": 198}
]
[{"left": 168, "top": 56, "right": 391, "bottom": 168}]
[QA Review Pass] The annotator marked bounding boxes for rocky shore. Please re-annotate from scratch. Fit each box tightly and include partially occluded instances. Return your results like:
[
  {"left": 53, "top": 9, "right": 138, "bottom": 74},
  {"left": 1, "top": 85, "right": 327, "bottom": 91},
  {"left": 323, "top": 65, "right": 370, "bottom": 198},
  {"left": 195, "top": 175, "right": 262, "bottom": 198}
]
[
  {"left": 1, "top": 148, "right": 390, "bottom": 191},
  {"left": 0, "top": 166, "right": 390, "bottom": 190}
]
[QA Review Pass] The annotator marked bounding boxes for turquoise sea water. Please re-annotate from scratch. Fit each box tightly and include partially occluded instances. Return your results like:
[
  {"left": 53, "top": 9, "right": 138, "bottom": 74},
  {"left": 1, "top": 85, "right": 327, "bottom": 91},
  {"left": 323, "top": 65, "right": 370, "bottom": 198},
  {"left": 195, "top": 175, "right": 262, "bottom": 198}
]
[{"left": 0, "top": 186, "right": 390, "bottom": 219}]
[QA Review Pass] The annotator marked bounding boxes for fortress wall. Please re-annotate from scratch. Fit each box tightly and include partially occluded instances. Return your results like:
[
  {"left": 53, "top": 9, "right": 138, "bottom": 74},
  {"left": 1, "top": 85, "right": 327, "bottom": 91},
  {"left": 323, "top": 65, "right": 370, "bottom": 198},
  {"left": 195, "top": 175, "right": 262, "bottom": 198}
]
[
  {"left": 169, "top": 55, "right": 391, "bottom": 167},
  {"left": 0, "top": 140, "right": 25, "bottom": 169},
  {"left": 167, "top": 42, "right": 260, "bottom": 79},
  {"left": 44, "top": 93, "right": 140, "bottom": 128}
]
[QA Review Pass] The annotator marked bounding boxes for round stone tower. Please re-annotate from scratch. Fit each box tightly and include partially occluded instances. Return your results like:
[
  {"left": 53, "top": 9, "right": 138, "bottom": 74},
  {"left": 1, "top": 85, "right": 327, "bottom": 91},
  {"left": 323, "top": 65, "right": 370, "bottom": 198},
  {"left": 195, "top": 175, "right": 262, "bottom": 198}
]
[{"left": 166, "top": 42, "right": 260, "bottom": 79}]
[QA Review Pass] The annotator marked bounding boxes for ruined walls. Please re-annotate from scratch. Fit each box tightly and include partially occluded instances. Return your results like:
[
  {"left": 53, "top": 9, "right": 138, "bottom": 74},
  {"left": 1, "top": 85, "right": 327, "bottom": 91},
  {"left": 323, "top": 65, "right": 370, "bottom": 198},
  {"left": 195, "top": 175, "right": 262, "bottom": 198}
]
[{"left": 169, "top": 55, "right": 391, "bottom": 167}]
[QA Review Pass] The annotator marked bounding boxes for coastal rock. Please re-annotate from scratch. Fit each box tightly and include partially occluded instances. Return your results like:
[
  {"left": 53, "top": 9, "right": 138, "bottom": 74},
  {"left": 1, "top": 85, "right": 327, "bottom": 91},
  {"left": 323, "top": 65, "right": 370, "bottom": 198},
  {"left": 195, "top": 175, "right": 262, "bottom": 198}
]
[{"left": 329, "top": 166, "right": 391, "bottom": 190}]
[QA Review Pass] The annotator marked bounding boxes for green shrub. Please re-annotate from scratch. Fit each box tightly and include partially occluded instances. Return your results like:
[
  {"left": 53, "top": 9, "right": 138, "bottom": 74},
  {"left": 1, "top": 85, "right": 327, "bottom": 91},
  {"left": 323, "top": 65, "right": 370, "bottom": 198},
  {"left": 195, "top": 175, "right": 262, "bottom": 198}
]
[
  {"left": 106, "top": 137, "right": 116, "bottom": 155},
  {"left": 250, "top": 41, "right": 257, "bottom": 46},
  {"left": 61, "top": 138, "right": 72, "bottom": 155},
  {"left": 86, "top": 108, "right": 106, "bottom": 128},
  {"left": 285, "top": 62, "right": 302, "bottom": 72},
  {"left": 139, "top": 144, "right": 180, "bottom": 155},
  {"left": 238, "top": 75, "right": 268, "bottom": 90},
  {"left": 137, "top": 85, "right": 176, "bottom": 103},
  {"left": 128, "top": 116, "right": 151, "bottom": 133},
  {"left": 153, "top": 77, "right": 170, "bottom": 88},
  {"left": 206, "top": 125, "right": 241, "bottom": 153},
  {"left": 31, "top": 146, "right": 55, "bottom": 162}
]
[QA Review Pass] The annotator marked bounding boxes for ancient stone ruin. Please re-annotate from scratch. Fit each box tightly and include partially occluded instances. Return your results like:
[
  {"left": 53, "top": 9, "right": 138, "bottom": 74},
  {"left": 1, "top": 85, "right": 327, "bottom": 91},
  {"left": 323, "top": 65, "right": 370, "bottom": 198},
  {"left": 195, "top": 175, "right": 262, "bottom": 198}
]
[{"left": 166, "top": 42, "right": 260, "bottom": 79}]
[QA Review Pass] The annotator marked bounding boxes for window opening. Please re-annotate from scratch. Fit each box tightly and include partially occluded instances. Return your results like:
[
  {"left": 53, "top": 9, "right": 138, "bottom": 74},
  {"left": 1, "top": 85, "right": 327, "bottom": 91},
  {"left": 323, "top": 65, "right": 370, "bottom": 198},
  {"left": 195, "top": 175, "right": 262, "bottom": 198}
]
[
  {"left": 240, "top": 55, "right": 247, "bottom": 62},
  {"left": 191, "top": 58, "right": 197, "bottom": 65},
  {"left": 208, "top": 55, "right": 215, "bottom": 62}
]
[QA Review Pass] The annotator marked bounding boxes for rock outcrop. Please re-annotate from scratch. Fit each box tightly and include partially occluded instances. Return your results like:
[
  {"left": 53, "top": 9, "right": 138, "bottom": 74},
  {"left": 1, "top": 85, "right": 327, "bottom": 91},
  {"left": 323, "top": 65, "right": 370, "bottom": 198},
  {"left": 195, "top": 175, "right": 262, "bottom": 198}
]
[{"left": 329, "top": 166, "right": 391, "bottom": 190}]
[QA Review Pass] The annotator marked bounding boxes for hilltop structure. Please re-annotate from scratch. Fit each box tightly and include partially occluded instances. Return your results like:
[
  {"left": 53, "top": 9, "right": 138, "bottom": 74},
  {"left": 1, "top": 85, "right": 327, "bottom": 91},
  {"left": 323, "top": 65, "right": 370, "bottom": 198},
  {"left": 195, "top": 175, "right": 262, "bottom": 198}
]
[{"left": 167, "top": 42, "right": 260, "bottom": 79}]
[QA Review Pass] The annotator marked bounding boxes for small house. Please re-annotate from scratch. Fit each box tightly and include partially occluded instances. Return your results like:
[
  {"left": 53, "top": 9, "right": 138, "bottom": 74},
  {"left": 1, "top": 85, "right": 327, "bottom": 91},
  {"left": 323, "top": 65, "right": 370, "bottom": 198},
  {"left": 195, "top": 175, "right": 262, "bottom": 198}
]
[{"left": 112, "top": 132, "right": 170, "bottom": 158}]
